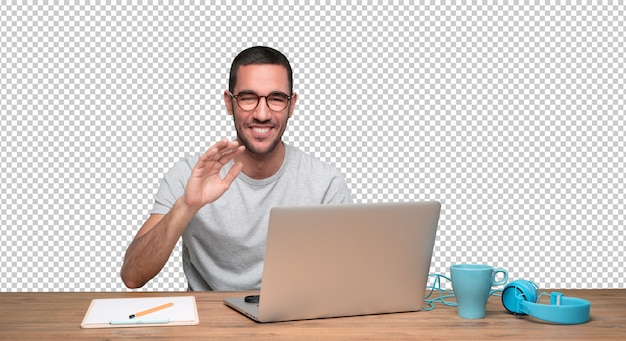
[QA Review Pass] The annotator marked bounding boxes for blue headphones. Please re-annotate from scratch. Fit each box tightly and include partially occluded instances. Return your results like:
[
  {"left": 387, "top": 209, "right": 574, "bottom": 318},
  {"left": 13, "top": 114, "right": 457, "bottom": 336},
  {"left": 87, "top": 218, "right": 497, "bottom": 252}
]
[{"left": 501, "top": 280, "right": 591, "bottom": 324}]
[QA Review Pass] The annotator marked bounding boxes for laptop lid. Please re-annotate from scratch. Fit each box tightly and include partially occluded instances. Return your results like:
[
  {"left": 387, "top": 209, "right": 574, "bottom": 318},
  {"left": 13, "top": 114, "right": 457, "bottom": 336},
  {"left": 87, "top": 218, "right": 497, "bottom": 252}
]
[{"left": 224, "top": 201, "right": 441, "bottom": 323}]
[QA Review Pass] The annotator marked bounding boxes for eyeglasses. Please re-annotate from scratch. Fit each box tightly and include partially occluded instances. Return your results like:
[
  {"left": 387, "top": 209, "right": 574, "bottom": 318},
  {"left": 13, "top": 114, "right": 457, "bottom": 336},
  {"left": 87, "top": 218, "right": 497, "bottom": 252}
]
[{"left": 229, "top": 91, "right": 292, "bottom": 112}]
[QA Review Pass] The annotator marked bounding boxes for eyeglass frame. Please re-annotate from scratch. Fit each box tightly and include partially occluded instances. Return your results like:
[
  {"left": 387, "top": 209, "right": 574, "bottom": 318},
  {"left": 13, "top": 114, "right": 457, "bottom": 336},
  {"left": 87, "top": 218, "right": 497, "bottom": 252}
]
[{"left": 228, "top": 90, "right": 293, "bottom": 112}]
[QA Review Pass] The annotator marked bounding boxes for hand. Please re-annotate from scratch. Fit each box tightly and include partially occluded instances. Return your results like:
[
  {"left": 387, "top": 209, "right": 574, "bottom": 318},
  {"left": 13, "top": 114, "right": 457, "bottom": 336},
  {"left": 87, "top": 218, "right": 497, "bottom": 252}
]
[{"left": 183, "top": 139, "right": 245, "bottom": 210}]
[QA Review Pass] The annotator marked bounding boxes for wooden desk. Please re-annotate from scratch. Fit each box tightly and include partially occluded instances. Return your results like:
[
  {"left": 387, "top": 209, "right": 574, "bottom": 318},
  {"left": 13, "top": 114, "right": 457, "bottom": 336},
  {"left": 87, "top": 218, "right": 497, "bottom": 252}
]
[{"left": 1, "top": 289, "right": 624, "bottom": 340}]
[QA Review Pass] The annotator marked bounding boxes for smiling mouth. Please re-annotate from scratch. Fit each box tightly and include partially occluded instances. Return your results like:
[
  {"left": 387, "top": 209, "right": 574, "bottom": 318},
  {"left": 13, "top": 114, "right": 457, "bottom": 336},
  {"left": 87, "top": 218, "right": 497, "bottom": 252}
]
[{"left": 253, "top": 127, "right": 271, "bottom": 134}]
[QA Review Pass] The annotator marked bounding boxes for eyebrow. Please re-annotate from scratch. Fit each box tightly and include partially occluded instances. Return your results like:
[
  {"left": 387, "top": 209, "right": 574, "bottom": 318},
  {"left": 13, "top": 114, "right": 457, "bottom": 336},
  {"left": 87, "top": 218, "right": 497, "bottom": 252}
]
[{"left": 236, "top": 90, "right": 290, "bottom": 96}]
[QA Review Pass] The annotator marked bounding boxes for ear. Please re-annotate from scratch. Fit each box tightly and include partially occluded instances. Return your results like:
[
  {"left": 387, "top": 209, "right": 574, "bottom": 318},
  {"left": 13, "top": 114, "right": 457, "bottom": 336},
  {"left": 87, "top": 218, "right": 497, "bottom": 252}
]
[
  {"left": 224, "top": 90, "right": 234, "bottom": 116},
  {"left": 288, "top": 92, "right": 298, "bottom": 118}
]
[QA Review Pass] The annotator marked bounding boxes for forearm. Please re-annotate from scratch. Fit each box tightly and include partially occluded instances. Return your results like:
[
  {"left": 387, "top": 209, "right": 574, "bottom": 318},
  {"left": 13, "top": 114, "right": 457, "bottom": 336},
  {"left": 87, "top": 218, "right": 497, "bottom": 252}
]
[
  {"left": 121, "top": 139, "right": 244, "bottom": 288},
  {"left": 121, "top": 197, "right": 199, "bottom": 288}
]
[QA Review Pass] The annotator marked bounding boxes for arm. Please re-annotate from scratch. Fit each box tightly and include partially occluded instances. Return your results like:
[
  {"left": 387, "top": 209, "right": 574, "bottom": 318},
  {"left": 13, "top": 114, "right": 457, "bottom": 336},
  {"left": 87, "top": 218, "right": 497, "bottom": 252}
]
[{"left": 121, "top": 139, "right": 245, "bottom": 289}]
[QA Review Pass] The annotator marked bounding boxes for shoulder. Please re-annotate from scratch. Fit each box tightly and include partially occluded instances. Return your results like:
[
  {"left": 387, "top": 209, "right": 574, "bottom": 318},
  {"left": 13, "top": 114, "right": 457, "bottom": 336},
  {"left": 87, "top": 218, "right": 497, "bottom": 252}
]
[
  {"left": 284, "top": 144, "right": 342, "bottom": 176},
  {"left": 163, "top": 153, "right": 201, "bottom": 179},
  {"left": 283, "top": 144, "right": 353, "bottom": 204}
]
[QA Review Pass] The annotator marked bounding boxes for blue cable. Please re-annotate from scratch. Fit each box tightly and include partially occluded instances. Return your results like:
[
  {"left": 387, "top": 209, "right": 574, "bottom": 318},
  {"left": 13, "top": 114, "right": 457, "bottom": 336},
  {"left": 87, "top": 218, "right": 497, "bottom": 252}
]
[{"left": 423, "top": 273, "right": 503, "bottom": 311}]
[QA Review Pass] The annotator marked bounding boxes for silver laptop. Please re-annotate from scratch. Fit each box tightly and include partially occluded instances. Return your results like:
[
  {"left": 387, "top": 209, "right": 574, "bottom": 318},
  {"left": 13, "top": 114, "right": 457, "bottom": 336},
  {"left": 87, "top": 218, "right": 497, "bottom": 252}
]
[{"left": 224, "top": 201, "right": 441, "bottom": 323}]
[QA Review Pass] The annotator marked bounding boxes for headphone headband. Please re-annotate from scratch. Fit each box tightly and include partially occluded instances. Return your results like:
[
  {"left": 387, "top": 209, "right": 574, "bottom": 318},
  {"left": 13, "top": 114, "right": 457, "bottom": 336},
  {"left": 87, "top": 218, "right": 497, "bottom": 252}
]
[{"left": 501, "top": 280, "right": 590, "bottom": 325}]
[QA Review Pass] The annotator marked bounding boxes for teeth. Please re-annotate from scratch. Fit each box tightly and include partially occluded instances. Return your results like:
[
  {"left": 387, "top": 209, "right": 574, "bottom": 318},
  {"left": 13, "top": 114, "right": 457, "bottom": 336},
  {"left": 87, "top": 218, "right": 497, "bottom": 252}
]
[{"left": 253, "top": 127, "right": 270, "bottom": 133}]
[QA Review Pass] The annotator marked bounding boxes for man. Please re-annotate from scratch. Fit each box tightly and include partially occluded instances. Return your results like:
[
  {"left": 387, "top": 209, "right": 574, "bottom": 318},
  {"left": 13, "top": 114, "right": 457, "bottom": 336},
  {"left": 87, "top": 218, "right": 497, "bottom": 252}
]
[{"left": 121, "top": 46, "right": 353, "bottom": 291}]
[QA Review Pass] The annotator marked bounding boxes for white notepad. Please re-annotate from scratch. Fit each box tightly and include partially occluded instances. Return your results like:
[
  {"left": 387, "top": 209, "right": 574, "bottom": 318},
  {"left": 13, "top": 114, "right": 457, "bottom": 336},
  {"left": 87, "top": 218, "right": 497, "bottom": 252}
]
[{"left": 81, "top": 296, "right": 199, "bottom": 328}]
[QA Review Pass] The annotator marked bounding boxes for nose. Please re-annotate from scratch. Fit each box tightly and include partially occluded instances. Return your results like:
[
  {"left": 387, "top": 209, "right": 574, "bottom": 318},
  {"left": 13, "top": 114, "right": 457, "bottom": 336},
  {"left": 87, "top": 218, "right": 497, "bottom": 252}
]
[{"left": 253, "top": 96, "right": 272, "bottom": 122}]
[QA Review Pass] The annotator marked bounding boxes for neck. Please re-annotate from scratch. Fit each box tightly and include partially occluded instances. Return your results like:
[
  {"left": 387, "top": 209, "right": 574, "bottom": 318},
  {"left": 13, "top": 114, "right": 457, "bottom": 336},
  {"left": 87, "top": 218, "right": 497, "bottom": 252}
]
[{"left": 237, "top": 141, "right": 286, "bottom": 180}]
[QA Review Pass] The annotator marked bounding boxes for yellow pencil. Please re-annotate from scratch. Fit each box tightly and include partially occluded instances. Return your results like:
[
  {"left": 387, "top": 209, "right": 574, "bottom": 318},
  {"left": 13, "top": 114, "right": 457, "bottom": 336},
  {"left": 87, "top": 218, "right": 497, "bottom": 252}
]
[{"left": 129, "top": 302, "right": 174, "bottom": 319}]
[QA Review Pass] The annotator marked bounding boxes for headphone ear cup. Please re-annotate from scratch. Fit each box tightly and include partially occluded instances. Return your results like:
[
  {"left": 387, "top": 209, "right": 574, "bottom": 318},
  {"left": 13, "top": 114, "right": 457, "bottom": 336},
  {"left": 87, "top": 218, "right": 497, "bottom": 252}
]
[{"left": 501, "top": 280, "right": 538, "bottom": 314}]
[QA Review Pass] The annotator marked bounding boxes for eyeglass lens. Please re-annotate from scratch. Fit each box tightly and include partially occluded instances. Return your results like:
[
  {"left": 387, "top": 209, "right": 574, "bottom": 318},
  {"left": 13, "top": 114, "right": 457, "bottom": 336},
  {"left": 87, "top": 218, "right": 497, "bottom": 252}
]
[{"left": 235, "top": 92, "right": 290, "bottom": 111}]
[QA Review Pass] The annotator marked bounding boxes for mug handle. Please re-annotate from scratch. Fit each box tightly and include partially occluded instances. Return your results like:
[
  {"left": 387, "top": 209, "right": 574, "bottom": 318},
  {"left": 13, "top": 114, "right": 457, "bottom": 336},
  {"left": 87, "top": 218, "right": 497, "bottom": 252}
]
[{"left": 492, "top": 268, "right": 509, "bottom": 286}]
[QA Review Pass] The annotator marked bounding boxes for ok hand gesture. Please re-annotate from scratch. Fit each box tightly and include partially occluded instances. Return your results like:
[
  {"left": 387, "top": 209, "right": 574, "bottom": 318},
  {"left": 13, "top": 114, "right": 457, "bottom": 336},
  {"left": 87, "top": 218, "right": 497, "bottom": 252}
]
[{"left": 183, "top": 139, "right": 245, "bottom": 210}]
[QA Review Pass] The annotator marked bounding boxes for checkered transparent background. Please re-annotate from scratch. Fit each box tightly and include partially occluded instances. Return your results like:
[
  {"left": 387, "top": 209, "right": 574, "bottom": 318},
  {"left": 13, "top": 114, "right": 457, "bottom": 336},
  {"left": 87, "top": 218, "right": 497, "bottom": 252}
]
[{"left": 1, "top": 2, "right": 624, "bottom": 292}]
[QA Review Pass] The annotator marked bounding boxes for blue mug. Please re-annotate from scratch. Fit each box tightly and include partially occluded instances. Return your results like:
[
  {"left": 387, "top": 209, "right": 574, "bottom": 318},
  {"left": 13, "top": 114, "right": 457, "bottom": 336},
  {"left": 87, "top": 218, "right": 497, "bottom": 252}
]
[{"left": 451, "top": 264, "right": 508, "bottom": 319}]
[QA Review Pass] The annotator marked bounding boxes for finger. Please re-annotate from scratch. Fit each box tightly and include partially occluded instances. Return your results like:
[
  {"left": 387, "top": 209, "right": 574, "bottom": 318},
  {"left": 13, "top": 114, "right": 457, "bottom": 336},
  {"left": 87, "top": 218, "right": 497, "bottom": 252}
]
[
  {"left": 222, "top": 160, "right": 244, "bottom": 186},
  {"left": 198, "top": 139, "right": 226, "bottom": 162},
  {"left": 199, "top": 139, "right": 239, "bottom": 163},
  {"left": 218, "top": 141, "right": 242, "bottom": 157},
  {"left": 217, "top": 144, "right": 245, "bottom": 165}
]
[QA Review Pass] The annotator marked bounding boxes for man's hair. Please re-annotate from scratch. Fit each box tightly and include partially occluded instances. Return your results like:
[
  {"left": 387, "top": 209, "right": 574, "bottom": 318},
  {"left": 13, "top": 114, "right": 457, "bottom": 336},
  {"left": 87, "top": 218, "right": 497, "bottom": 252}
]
[{"left": 228, "top": 46, "right": 293, "bottom": 94}]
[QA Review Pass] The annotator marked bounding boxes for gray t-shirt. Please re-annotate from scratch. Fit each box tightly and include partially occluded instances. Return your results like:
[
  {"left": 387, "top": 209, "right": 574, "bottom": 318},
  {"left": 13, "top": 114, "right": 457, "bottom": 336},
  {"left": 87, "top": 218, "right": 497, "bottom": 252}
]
[{"left": 151, "top": 143, "right": 353, "bottom": 290}]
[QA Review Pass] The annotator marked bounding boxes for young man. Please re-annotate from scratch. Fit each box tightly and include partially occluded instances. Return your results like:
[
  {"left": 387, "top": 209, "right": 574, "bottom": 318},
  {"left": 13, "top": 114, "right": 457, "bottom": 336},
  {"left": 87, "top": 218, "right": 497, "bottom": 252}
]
[{"left": 121, "top": 46, "right": 353, "bottom": 291}]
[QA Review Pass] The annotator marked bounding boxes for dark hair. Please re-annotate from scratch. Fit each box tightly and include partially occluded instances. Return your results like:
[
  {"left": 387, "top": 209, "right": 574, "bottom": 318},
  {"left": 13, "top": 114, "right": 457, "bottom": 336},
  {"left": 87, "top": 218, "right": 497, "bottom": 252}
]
[{"left": 228, "top": 46, "right": 293, "bottom": 94}]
